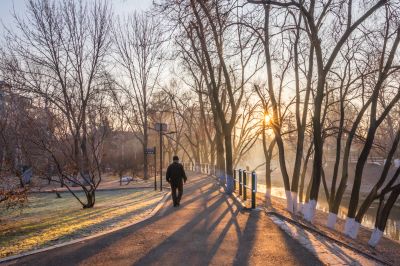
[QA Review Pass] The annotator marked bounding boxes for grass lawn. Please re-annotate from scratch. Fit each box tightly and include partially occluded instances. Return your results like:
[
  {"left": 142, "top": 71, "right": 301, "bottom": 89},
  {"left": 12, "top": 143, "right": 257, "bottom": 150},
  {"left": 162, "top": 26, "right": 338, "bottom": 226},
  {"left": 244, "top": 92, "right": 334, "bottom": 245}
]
[{"left": 0, "top": 189, "right": 166, "bottom": 258}]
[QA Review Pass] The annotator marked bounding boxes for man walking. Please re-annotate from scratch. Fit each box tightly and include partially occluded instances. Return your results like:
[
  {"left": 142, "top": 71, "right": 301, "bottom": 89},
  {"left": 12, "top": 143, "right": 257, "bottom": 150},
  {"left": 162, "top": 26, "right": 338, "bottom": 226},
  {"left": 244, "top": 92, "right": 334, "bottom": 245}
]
[{"left": 166, "top": 156, "right": 187, "bottom": 207}]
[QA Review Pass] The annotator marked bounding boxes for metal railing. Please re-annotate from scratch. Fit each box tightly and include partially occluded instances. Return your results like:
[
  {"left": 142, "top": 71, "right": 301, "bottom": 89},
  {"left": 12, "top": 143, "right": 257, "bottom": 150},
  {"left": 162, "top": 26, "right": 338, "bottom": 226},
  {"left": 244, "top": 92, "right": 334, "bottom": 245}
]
[
  {"left": 233, "top": 169, "right": 257, "bottom": 209},
  {"left": 182, "top": 162, "right": 216, "bottom": 176},
  {"left": 182, "top": 162, "right": 257, "bottom": 209}
]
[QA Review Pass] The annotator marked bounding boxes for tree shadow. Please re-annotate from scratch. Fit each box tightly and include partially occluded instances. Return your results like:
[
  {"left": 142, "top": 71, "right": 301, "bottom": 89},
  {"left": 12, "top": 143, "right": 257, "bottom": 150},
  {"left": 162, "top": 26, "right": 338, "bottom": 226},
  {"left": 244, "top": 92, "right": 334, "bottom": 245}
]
[
  {"left": 10, "top": 175, "right": 320, "bottom": 266},
  {"left": 276, "top": 217, "right": 362, "bottom": 265}
]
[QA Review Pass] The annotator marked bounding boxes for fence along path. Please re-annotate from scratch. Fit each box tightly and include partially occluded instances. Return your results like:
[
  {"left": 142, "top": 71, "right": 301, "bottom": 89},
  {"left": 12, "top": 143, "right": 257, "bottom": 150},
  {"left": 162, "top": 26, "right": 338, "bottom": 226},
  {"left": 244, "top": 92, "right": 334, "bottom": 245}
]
[{"left": 183, "top": 162, "right": 258, "bottom": 209}]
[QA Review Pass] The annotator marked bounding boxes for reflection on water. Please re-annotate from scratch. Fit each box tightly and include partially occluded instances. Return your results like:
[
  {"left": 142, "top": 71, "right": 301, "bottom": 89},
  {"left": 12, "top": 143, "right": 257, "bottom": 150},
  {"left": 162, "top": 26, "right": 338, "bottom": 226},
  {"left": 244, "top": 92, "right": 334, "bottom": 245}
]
[{"left": 257, "top": 184, "right": 400, "bottom": 242}]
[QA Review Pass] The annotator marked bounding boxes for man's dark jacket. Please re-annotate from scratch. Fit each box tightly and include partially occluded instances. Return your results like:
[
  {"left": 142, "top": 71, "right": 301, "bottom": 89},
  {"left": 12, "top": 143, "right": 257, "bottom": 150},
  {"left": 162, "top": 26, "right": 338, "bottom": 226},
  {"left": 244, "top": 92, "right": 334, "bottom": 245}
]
[{"left": 166, "top": 162, "right": 187, "bottom": 186}]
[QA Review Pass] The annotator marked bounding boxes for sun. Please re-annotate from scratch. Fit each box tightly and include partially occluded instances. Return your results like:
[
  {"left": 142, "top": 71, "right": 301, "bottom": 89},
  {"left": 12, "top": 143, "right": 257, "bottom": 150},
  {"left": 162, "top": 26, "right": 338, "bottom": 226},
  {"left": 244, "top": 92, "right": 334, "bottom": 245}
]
[{"left": 264, "top": 113, "right": 272, "bottom": 125}]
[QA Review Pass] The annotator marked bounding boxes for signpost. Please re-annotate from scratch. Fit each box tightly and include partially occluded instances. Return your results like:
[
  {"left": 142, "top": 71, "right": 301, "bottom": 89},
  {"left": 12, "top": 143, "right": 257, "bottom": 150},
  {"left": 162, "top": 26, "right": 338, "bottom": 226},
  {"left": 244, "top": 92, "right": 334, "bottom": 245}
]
[
  {"left": 155, "top": 123, "right": 167, "bottom": 132},
  {"left": 155, "top": 123, "right": 167, "bottom": 191},
  {"left": 21, "top": 165, "right": 32, "bottom": 185},
  {"left": 145, "top": 147, "right": 156, "bottom": 154},
  {"left": 145, "top": 147, "right": 157, "bottom": 190}
]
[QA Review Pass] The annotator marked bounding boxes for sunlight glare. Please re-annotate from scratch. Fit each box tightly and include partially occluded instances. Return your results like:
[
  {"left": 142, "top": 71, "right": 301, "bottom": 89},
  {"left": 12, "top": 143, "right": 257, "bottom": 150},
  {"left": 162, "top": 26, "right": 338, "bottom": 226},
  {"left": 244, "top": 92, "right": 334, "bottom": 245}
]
[{"left": 264, "top": 113, "right": 272, "bottom": 125}]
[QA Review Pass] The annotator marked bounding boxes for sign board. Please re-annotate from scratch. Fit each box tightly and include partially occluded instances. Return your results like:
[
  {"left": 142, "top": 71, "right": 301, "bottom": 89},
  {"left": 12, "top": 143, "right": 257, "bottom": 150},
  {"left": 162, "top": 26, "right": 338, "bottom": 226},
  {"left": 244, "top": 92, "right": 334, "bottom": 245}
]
[
  {"left": 145, "top": 147, "right": 156, "bottom": 155},
  {"left": 155, "top": 123, "right": 167, "bottom": 132},
  {"left": 21, "top": 165, "right": 32, "bottom": 184}
]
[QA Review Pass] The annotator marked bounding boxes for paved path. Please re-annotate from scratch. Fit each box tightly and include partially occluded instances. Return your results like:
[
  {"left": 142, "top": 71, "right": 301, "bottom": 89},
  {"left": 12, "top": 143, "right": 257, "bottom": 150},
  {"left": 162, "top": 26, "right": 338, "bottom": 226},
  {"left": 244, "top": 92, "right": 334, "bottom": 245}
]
[{"left": 6, "top": 174, "right": 322, "bottom": 266}]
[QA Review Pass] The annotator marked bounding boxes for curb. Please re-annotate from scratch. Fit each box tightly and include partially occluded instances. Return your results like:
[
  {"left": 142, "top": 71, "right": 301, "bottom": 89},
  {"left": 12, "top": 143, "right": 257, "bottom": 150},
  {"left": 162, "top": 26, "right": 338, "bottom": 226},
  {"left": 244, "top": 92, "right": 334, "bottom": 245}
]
[
  {"left": 266, "top": 211, "right": 391, "bottom": 266},
  {"left": 0, "top": 191, "right": 171, "bottom": 264},
  {"left": 31, "top": 185, "right": 171, "bottom": 194},
  {"left": 229, "top": 189, "right": 262, "bottom": 211}
]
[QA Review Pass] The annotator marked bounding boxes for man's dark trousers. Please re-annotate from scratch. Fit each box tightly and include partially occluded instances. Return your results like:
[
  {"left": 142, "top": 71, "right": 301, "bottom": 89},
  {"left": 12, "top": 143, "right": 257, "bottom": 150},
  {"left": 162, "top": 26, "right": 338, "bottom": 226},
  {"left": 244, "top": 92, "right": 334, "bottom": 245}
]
[{"left": 171, "top": 181, "right": 183, "bottom": 206}]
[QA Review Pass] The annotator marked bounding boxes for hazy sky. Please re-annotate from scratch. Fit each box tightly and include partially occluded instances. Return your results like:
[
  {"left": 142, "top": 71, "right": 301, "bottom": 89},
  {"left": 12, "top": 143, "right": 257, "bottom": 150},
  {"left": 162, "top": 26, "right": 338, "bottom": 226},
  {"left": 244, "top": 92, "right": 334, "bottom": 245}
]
[{"left": 0, "top": 0, "right": 154, "bottom": 33}]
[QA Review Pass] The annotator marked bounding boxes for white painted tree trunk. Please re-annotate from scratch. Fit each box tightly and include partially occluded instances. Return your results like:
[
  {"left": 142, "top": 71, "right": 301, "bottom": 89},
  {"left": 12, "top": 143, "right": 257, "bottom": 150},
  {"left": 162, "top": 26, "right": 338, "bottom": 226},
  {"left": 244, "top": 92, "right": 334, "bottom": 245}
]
[
  {"left": 291, "top": 191, "right": 298, "bottom": 213},
  {"left": 265, "top": 188, "right": 271, "bottom": 207},
  {"left": 349, "top": 222, "right": 360, "bottom": 239},
  {"left": 368, "top": 228, "right": 383, "bottom": 247},
  {"left": 327, "top": 212, "right": 337, "bottom": 229},
  {"left": 304, "top": 199, "right": 316, "bottom": 222},
  {"left": 265, "top": 188, "right": 271, "bottom": 199},
  {"left": 285, "top": 190, "right": 293, "bottom": 213},
  {"left": 344, "top": 217, "right": 354, "bottom": 236},
  {"left": 298, "top": 202, "right": 304, "bottom": 214},
  {"left": 301, "top": 202, "right": 307, "bottom": 216}
]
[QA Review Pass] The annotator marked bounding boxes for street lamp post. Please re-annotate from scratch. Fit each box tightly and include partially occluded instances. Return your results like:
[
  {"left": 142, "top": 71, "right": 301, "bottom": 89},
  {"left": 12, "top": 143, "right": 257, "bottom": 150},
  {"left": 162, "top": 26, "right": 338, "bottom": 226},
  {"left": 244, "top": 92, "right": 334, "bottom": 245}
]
[
  {"left": 150, "top": 122, "right": 182, "bottom": 191},
  {"left": 154, "top": 147, "right": 157, "bottom": 191},
  {"left": 145, "top": 146, "right": 157, "bottom": 190},
  {"left": 155, "top": 122, "right": 167, "bottom": 191},
  {"left": 159, "top": 130, "right": 177, "bottom": 191},
  {"left": 159, "top": 127, "right": 163, "bottom": 191},
  {"left": 155, "top": 122, "right": 176, "bottom": 191}
]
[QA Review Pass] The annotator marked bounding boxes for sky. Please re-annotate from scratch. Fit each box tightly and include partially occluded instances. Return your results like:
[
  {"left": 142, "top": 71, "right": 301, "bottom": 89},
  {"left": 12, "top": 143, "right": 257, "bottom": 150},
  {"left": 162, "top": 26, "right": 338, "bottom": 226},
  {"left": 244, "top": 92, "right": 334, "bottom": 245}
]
[
  {"left": 0, "top": 0, "right": 153, "bottom": 34},
  {"left": 0, "top": 0, "right": 175, "bottom": 89}
]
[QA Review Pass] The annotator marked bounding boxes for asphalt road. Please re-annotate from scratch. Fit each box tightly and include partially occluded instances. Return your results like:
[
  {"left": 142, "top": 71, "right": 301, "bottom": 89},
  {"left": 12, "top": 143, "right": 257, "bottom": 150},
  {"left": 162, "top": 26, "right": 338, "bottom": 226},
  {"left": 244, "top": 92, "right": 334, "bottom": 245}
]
[{"left": 6, "top": 174, "right": 322, "bottom": 266}]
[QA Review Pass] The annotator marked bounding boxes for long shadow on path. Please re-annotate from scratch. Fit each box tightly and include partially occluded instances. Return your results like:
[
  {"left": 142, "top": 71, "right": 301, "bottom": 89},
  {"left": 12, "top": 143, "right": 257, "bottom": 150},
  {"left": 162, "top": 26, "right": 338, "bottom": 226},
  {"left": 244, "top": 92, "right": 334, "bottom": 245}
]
[{"left": 8, "top": 174, "right": 322, "bottom": 266}]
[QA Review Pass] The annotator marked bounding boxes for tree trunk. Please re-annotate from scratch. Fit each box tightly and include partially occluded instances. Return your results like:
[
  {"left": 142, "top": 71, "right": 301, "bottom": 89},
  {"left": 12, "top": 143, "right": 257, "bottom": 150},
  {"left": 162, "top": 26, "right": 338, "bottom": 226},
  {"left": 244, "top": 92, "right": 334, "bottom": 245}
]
[
  {"left": 290, "top": 12, "right": 310, "bottom": 214},
  {"left": 299, "top": 144, "right": 313, "bottom": 212},
  {"left": 327, "top": 91, "right": 345, "bottom": 229},
  {"left": 143, "top": 120, "right": 149, "bottom": 180},
  {"left": 263, "top": 4, "right": 291, "bottom": 212},
  {"left": 83, "top": 190, "right": 96, "bottom": 209},
  {"left": 224, "top": 129, "right": 234, "bottom": 194},
  {"left": 216, "top": 129, "right": 225, "bottom": 183},
  {"left": 332, "top": 98, "right": 372, "bottom": 217},
  {"left": 210, "top": 139, "right": 216, "bottom": 165},
  {"left": 0, "top": 148, "right": 5, "bottom": 174},
  {"left": 346, "top": 28, "right": 400, "bottom": 236},
  {"left": 306, "top": 76, "right": 324, "bottom": 222},
  {"left": 369, "top": 187, "right": 400, "bottom": 247},
  {"left": 356, "top": 131, "right": 400, "bottom": 223},
  {"left": 262, "top": 119, "right": 275, "bottom": 207}
]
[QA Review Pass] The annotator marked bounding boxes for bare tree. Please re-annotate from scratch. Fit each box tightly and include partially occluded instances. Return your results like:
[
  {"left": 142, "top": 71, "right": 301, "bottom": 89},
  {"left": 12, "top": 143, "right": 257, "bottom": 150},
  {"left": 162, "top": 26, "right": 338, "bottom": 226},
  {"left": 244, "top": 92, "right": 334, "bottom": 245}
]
[
  {"left": 1, "top": 0, "right": 112, "bottom": 208},
  {"left": 257, "top": 96, "right": 277, "bottom": 206},
  {"left": 112, "top": 11, "right": 165, "bottom": 180},
  {"left": 160, "top": 0, "right": 263, "bottom": 193},
  {"left": 344, "top": 18, "right": 400, "bottom": 238},
  {"left": 249, "top": 3, "right": 314, "bottom": 213},
  {"left": 232, "top": 92, "right": 262, "bottom": 168},
  {"left": 250, "top": 0, "right": 388, "bottom": 222},
  {"left": 0, "top": 83, "right": 29, "bottom": 211}
]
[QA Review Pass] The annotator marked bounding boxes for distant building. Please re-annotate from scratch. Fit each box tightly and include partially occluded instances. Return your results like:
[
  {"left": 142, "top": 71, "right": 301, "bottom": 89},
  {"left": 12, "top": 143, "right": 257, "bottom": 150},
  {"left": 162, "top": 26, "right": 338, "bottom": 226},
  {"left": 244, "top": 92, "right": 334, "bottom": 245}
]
[
  {"left": 0, "top": 81, "right": 32, "bottom": 115},
  {"left": 0, "top": 81, "right": 35, "bottom": 178},
  {"left": 0, "top": 81, "right": 11, "bottom": 114}
]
